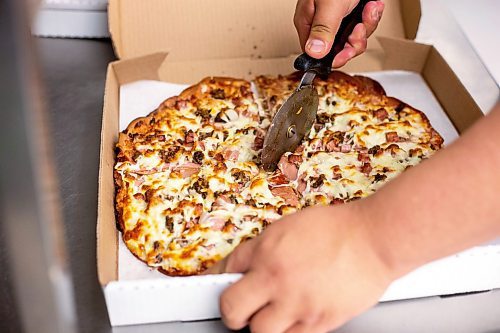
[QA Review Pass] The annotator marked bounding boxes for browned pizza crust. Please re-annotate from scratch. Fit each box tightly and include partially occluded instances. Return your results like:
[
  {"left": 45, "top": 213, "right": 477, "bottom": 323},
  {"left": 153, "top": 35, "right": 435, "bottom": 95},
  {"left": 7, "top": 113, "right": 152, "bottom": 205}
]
[{"left": 114, "top": 71, "right": 444, "bottom": 276}]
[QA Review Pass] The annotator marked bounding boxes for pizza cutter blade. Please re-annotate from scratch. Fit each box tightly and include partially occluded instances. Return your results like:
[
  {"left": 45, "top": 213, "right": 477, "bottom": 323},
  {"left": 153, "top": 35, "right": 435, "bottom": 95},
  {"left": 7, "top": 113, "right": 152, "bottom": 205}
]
[
  {"left": 261, "top": 0, "right": 369, "bottom": 171},
  {"left": 261, "top": 73, "right": 318, "bottom": 171}
]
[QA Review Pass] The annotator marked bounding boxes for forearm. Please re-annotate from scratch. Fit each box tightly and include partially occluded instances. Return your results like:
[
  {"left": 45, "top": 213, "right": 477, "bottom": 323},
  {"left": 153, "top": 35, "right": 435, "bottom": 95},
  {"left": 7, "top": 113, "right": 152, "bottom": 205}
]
[{"left": 364, "top": 103, "right": 500, "bottom": 278}]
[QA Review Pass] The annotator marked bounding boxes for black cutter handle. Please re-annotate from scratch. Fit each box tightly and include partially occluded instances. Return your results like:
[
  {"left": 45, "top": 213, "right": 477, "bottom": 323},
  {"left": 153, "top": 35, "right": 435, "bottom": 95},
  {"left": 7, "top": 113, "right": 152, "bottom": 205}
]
[{"left": 294, "top": 0, "right": 370, "bottom": 76}]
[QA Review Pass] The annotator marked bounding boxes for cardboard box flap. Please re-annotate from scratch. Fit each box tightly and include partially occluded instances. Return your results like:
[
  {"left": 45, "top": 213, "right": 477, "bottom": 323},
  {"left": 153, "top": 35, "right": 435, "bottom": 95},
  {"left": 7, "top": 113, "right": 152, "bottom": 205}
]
[{"left": 109, "top": 0, "right": 421, "bottom": 61}]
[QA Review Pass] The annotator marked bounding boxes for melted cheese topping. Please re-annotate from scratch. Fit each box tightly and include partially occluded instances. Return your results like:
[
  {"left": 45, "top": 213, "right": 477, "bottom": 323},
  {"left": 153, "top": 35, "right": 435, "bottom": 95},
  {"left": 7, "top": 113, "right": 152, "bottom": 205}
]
[{"left": 115, "top": 74, "right": 443, "bottom": 275}]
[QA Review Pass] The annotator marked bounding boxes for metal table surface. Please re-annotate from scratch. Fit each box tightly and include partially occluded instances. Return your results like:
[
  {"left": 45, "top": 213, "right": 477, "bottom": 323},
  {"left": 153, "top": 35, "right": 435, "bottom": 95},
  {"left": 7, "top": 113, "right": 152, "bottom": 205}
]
[{"left": 2, "top": 0, "right": 498, "bottom": 330}]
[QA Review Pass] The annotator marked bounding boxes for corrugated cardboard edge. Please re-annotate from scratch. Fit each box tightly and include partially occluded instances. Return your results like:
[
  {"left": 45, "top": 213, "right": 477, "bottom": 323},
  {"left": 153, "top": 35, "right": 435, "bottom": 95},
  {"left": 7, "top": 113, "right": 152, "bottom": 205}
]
[
  {"left": 107, "top": 0, "right": 123, "bottom": 59},
  {"left": 97, "top": 53, "right": 169, "bottom": 285},
  {"left": 108, "top": 0, "right": 421, "bottom": 61},
  {"left": 97, "top": 64, "right": 119, "bottom": 285},
  {"left": 423, "top": 47, "right": 483, "bottom": 132},
  {"left": 400, "top": 0, "right": 421, "bottom": 40},
  {"left": 380, "top": 37, "right": 483, "bottom": 132}
]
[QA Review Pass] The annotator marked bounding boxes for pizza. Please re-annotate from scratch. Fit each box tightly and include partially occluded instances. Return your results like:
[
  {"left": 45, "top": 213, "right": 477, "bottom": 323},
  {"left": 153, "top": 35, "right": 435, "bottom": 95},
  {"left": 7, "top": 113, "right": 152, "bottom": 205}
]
[{"left": 114, "top": 72, "right": 443, "bottom": 276}]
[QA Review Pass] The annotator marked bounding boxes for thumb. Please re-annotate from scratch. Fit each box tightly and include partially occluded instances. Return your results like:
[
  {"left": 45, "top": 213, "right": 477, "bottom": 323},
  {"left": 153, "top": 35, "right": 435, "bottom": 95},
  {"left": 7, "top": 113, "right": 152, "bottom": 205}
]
[
  {"left": 306, "top": 0, "right": 356, "bottom": 59},
  {"left": 203, "top": 238, "right": 258, "bottom": 274}
]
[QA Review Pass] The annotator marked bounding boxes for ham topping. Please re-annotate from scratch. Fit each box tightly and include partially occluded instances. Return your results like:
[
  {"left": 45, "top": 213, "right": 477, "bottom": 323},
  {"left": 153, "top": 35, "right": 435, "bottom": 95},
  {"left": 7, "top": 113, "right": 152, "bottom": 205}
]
[
  {"left": 223, "top": 148, "right": 240, "bottom": 161},
  {"left": 386, "top": 131, "right": 401, "bottom": 143},
  {"left": 361, "top": 162, "right": 372, "bottom": 175},
  {"left": 278, "top": 155, "right": 298, "bottom": 181},
  {"left": 174, "top": 163, "right": 201, "bottom": 178},
  {"left": 373, "top": 108, "right": 389, "bottom": 121},
  {"left": 267, "top": 173, "right": 289, "bottom": 186},
  {"left": 269, "top": 186, "right": 299, "bottom": 206}
]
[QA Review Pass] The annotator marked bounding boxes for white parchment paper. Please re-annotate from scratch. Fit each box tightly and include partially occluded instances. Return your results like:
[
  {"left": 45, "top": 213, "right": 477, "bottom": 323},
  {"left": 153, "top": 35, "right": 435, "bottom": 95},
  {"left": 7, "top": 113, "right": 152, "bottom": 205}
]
[{"left": 117, "top": 71, "right": 460, "bottom": 281}]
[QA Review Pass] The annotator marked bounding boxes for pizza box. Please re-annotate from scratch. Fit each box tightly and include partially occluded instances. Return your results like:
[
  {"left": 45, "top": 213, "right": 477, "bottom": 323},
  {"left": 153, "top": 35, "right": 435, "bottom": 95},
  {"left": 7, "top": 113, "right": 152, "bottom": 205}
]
[{"left": 97, "top": 0, "right": 500, "bottom": 326}]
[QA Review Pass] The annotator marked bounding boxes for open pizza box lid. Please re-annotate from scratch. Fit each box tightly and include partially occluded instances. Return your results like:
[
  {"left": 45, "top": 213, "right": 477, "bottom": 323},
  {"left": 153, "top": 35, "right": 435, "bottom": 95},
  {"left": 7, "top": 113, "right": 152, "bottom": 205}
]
[
  {"left": 108, "top": 0, "right": 420, "bottom": 62},
  {"left": 99, "top": 0, "right": 498, "bottom": 327}
]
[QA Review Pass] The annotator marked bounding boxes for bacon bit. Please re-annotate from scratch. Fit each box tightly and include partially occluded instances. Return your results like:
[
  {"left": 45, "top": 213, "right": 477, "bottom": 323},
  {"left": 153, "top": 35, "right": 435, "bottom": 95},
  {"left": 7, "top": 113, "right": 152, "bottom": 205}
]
[
  {"left": 332, "top": 172, "right": 342, "bottom": 180},
  {"left": 165, "top": 215, "right": 174, "bottom": 233},
  {"left": 214, "top": 153, "right": 224, "bottom": 162},
  {"left": 184, "top": 130, "right": 196, "bottom": 146},
  {"left": 358, "top": 153, "right": 370, "bottom": 163},
  {"left": 133, "top": 193, "right": 145, "bottom": 200},
  {"left": 267, "top": 173, "right": 289, "bottom": 186},
  {"left": 173, "top": 162, "right": 201, "bottom": 178},
  {"left": 214, "top": 162, "right": 227, "bottom": 173},
  {"left": 288, "top": 154, "right": 303, "bottom": 164},
  {"left": 269, "top": 186, "right": 299, "bottom": 206},
  {"left": 211, "top": 88, "right": 226, "bottom": 99},
  {"left": 386, "top": 144, "right": 400, "bottom": 157},
  {"left": 253, "top": 135, "right": 264, "bottom": 150},
  {"left": 409, "top": 148, "right": 422, "bottom": 158},
  {"left": 340, "top": 144, "right": 352, "bottom": 153},
  {"left": 361, "top": 162, "right": 372, "bottom": 175},
  {"left": 161, "top": 146, "right": 181, "bottom": 163},
  {"left": 157, "top": 135, "right": 166, "bottom": 142},
  {"left": 331, "top": 198, "right": 344, "bottom": 205},
  {"left": 198, "top": 141, "right": 206, "bottom": 151},
  {"left": 145, "top": 189, "right": 155, "bottom": 203},
  {"left": 313, "top": 123, "right": 324, "bottom": 132},
  {"left": 326, "top": 140, "right": 340, "bottom": 152},
  {"left": 193, "top": 151, "right": 204, "bottom": 164},
  {"left": 385, "top": 131, "right": 400, "bottom": 143},
  {"left": 294, "top": 145, "right": 305, "bottom": 154},
  {"left": 368, "top": 145, "right": 381, "bottom": 156},
  {"left": 316, "top": 113, "right": 330, "bottom": 124},
  {"left": 373, "top": 108, "right": 389, "bottom": 121},
  {"left": 373, "top": 173, "right": 387, "bottom": 182},
  {"left": 194, "top": 203, "right": 203, "bottom": 216},
  {"left": 223, "top": 148, "right": 239, "bottom": 161},
  {"left": 309, "top": 139, "right": 323, "bottom": 151},
  {"left": 310, "top": 174, "right": 326, "bottom": 189},
  {"left": 278, "top": 155, "right": 298, "bottom": 181}
]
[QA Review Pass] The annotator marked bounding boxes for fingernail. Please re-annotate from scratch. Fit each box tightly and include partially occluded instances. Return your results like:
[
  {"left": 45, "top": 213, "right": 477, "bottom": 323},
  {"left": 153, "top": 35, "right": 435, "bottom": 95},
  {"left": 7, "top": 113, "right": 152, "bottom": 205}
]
[
  {"left": 306, "top": 39, "right": 326, "bottom": 54},
  {"left": 372, "top": 6, "right": 382, "bottom": 21}
]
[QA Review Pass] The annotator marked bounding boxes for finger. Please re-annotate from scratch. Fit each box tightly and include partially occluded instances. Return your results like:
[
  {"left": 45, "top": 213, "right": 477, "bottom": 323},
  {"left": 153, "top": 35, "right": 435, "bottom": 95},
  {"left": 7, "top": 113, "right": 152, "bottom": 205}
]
[
  {"left": 305, "top": 0, "right": 353, "bottom": 59},
  {"left": 225, "top": 238, "right": 259, "bottom": 273},
  {"left": 362, "top": 1, "right": 385, "bottom": 37},
  {"left": 203, "top": 237, "right": 258, "bottom": 275},
  {"left": 332, "top": 44, "right": 357, "bottom": 68},
  {"left": 220, "top": 270, "right": 271, "bottom": 330},
  {"left": 284, "top": 322, "right": 314, "bottom": 333},
  {"left": 294, "top": 0, "right": 315, "bottom": 51},
  {"left": 249, "top": 302, "right": 295, "bottom": 333},
  {"left": 331, "top": 22, "right": 366, "bottom": 68}
]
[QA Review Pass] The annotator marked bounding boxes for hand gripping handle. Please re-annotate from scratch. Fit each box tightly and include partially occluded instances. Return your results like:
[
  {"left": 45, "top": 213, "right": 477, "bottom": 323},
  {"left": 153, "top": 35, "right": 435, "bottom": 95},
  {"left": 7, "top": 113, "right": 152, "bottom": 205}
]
[{"left": 294, "top": 0, "right": 370, "bottom": 76}]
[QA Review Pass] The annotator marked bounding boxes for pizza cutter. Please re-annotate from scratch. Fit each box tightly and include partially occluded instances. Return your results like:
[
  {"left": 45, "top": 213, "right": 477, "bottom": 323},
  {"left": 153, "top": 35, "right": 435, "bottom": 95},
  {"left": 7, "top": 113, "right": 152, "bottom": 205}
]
[{"left": 261, "top": 0, "right": 370, "bottom": 171}]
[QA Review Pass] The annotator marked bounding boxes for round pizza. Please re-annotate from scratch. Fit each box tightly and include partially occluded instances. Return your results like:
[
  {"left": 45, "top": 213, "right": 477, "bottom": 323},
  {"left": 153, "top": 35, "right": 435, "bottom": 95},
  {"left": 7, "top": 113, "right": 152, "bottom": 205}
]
[{"left": 114, "top": 72, "right": 443, "bottom": 276}]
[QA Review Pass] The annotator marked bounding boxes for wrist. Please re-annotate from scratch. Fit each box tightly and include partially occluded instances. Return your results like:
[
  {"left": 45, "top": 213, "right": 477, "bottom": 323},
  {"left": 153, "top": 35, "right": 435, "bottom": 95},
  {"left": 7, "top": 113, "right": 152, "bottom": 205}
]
[{"left": 355, "top": 197, "right": 410, "bottom": 281}]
